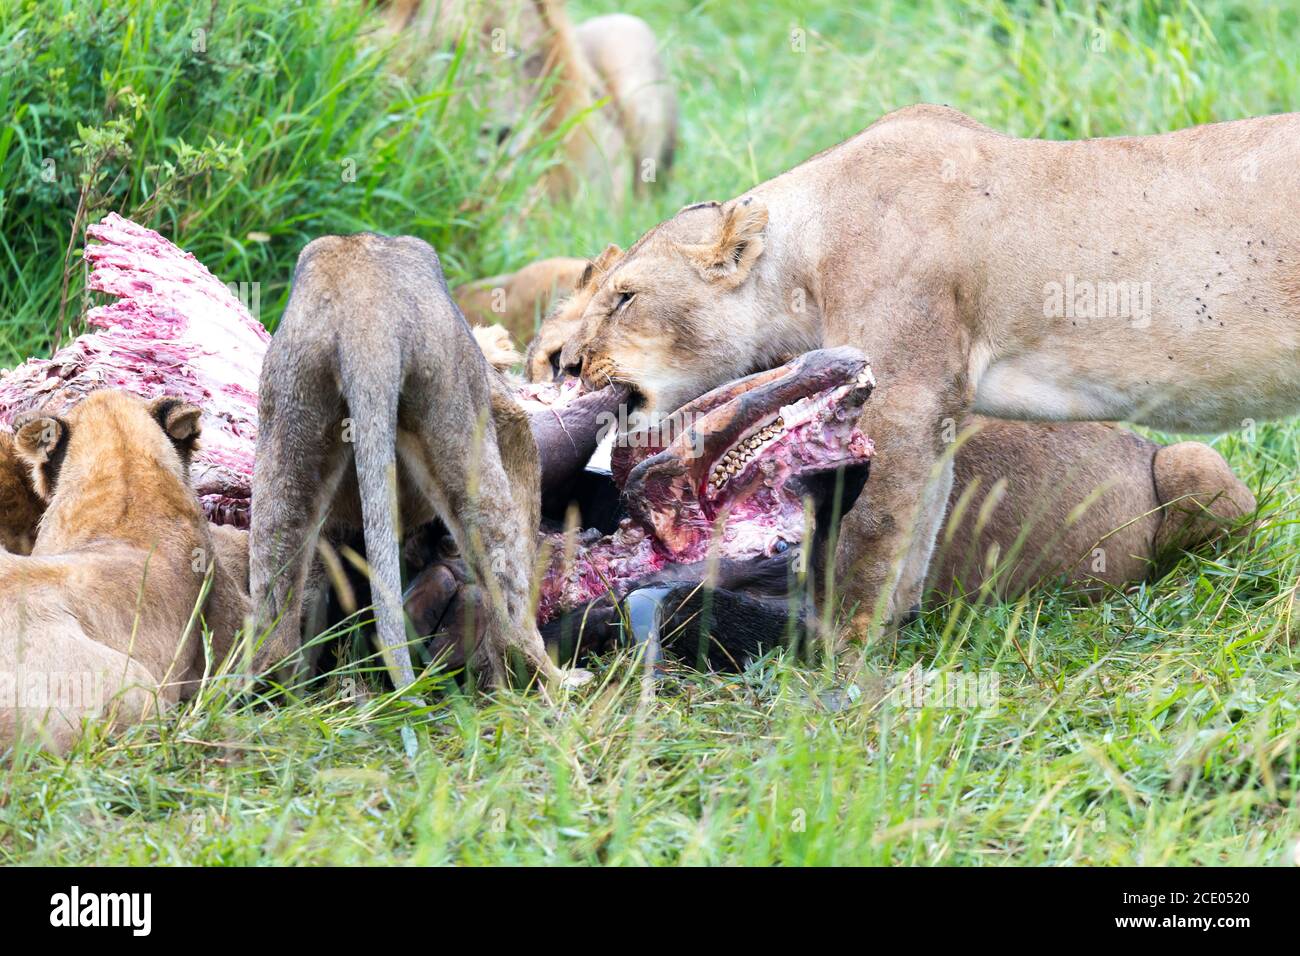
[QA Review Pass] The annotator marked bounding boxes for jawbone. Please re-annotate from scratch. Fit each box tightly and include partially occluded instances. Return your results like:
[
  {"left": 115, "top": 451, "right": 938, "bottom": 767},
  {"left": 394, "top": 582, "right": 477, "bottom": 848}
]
[{"left": 528, "top": 347, "right": 875, "bottom": 624}]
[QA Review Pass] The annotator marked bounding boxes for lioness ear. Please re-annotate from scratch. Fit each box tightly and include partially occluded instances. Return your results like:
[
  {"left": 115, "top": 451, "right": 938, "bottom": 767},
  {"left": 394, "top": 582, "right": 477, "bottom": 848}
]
[
  {"left": 13, "top": 413, "right": 68, "bottom": 500},
  {"left": 592, "top": 243, "right": 623, "bottom": 278},
  {"left": 150, "top": 398, "right": 203, "bottom": 462},
  {"left": 578, "top": 244, "right": 623, "bottom": 292},
  {"left": 682, "top": 197, "right": 768, "bottom": 289}
]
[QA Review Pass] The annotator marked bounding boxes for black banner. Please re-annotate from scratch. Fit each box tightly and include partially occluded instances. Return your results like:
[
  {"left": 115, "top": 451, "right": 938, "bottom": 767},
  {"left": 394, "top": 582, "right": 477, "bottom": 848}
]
[{"left": 0, "top": 866, "right": 1280, "bottom": 942}]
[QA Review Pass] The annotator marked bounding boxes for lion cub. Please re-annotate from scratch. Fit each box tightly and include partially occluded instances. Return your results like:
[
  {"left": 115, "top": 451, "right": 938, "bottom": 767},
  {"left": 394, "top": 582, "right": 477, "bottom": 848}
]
[
  {"left": 523, "top": 244, "right": 623, "bottom": 383},
  {"left": 0, "top": 431, "right": 43, "bottom": 554},
  {"left": 0, "top": 391, "right": 249, "bottom": 755}
]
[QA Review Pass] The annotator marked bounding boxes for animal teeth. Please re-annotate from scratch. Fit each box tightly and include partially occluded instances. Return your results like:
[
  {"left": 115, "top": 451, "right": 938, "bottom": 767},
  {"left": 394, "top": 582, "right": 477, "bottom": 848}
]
[{"left": 712, "top": 420, "right": 798, "bottom": 490}]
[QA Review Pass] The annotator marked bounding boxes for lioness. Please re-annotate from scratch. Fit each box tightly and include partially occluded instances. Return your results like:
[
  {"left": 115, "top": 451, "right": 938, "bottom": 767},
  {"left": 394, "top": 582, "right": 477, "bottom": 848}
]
[
  {"left": 0, "top": 391, "right": 249, "bottom": 755},
  {"left": 566, "top": 105, "right": 1297, "bottom": 634}
]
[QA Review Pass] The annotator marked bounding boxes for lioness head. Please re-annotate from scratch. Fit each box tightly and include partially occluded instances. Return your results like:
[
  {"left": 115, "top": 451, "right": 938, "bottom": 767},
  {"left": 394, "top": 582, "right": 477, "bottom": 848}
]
[
  {"left": 525, "top": 243, "right": 622, "bottom": 383},
  {"left": 567, "top": 197, "right": 795, "bottom": 417}
]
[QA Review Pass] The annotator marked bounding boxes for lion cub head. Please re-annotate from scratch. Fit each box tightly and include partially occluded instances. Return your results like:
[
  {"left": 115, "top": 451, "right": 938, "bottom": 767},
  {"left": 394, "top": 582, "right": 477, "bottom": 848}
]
[
  {"left": 568, "top": 197, "right": 797, "bottom": 417},
  {"left": 13, "top": 391, "right": 205, "bottom": 546}
]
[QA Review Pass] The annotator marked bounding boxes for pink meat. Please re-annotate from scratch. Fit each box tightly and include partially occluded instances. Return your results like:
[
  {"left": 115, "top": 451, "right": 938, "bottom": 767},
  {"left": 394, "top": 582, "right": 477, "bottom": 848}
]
[
  {"left": 0, "top": 214, "right": 268, "bottom": 527},
  {"left": 536, "top": 521, "right": 667, "bottom": 624}
]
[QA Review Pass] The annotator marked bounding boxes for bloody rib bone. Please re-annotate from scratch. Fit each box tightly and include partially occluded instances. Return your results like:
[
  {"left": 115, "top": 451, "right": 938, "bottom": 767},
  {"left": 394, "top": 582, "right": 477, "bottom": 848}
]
[{"left": 0, "top": 214, "right": 268, "bottom": 527}]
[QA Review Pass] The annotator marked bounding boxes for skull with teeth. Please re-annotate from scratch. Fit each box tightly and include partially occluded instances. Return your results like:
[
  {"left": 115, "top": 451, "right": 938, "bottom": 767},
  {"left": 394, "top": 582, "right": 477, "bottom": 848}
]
[{"left": 613, "top": 347, "right": 874, "bottom": 566}]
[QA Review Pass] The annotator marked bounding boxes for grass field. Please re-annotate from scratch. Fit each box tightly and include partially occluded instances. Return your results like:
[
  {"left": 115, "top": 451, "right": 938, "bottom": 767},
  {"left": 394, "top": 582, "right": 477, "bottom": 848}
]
[{"left": 1, "top": 0, "right": 1298, "bottom": 865}]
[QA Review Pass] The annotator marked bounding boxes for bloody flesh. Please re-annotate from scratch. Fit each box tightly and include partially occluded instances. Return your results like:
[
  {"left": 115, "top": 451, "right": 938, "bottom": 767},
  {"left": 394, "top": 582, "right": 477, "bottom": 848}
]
[{"left": 532, "top": 348, "right": 874, "bottom": 623}]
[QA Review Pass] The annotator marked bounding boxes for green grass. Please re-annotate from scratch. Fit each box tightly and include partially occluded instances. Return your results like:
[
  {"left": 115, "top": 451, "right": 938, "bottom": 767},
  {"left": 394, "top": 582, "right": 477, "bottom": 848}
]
[{"left": 2, "top": 0, "right": 1298, "bottom": 865}]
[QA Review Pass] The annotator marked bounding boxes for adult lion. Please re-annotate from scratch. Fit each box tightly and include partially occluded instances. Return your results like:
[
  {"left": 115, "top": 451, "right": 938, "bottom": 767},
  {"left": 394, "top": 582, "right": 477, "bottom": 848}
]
[{"left": 564, "top": 105, "right": 1297, "bottom": 634}]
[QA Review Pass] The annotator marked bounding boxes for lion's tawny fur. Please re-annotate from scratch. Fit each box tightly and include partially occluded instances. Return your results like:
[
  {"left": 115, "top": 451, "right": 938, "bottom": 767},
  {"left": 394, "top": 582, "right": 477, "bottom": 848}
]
[
  {"left": 455, "top": 256, "right": 588, "bottom": 342},
  {"left": 471, "top": 325, "right": 525, "bottom": 372},
  {"left": 524, "top": 243, "right": 623, "bottom": 383},
  {"left": 931, "top": 417, "right": 1254, "bottom": 599},
  {"left": 248, "top": 233, "right": 554, "bottom": 690},
  {"left": 0, "top": 430, "right": 44, "bottom": 555}
]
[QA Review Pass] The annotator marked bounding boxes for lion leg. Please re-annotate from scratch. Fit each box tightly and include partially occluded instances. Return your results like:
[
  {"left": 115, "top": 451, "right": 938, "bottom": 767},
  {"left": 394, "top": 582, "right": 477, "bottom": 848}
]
[
  {"left": 893, "top": 454, "right": 955, "bottom": 620},
  {"left": 1152, "top": 441, "right": 1256, "bottom": 557},
  {"left": 835, "top": 375, "right": 957, "bottom": 638},
  {"left": 831, "top": 290, "right": 968, "bottom": 639},
  {"left": 400, "top": 407, "right": 553, "bottom": 689},
  {"left": 248, "top": 365, "right": 349, "bottom": 680}
]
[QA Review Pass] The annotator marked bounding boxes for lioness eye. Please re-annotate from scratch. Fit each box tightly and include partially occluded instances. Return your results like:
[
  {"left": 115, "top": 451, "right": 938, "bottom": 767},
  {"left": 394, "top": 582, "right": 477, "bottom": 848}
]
[
  {"left": 548, "top": 351, "right": 562, "bottom": 379},
  {"left": 614, "top": 290, "right": 636, "bottom": 313}
]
